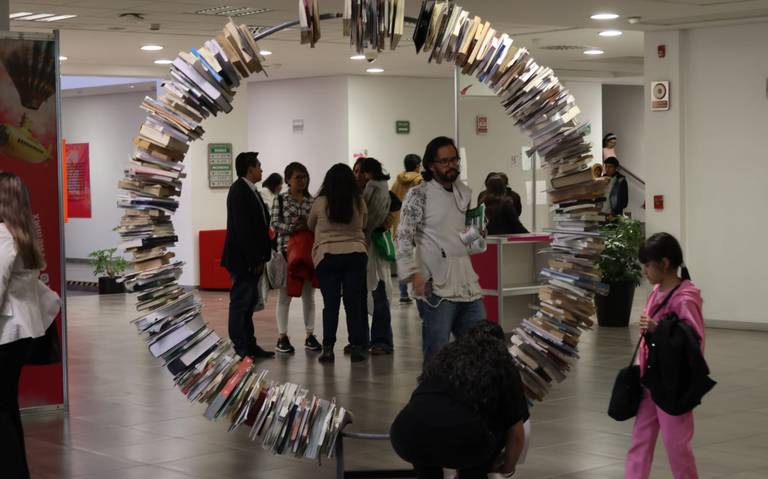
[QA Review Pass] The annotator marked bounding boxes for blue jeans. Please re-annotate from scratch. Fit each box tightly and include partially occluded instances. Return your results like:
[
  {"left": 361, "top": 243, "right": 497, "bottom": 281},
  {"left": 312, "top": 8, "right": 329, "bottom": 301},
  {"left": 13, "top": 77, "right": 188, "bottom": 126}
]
[
  {"left": 315, "top": 253, "right": 368, "bottom": 348},
  {"left": 417, "top": 291, "right": 486, "bottom": 368},
  {"left": 371, "top": 280, "right": 393, "bottom": 352}
]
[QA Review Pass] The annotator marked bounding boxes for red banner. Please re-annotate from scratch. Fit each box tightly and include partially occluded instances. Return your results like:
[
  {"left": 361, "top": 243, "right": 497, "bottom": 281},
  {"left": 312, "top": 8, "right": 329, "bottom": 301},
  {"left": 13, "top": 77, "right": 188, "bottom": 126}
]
[
  {"left": 0, "top": 35, "right": 64, "bottom": 408},
  {"left": 66, "top": 143, "right": 91, "bottom": 218}
]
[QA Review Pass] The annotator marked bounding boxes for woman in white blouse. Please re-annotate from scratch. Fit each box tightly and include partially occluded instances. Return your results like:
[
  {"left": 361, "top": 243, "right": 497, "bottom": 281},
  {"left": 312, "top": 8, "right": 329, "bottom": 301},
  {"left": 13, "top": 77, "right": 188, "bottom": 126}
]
[{"left": 0, "top": 172, "right": 60, "bottom": 479}]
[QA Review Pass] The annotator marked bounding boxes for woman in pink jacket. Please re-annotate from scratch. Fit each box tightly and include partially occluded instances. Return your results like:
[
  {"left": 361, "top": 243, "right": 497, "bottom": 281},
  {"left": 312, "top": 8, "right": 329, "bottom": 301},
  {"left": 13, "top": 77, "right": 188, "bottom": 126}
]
[{"left": 626, "top": 232, "right": 704, "bottom": 479}]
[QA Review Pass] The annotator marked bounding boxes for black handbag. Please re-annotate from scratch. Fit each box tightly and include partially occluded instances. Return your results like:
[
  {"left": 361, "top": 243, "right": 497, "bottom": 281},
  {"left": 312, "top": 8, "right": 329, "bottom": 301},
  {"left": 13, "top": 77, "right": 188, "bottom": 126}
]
[
  {"left": 26, "top": 320, "right": 62, "bottom": 365},
  {"left": 607, "top": 283, "right": 682, "bottom": 421}
]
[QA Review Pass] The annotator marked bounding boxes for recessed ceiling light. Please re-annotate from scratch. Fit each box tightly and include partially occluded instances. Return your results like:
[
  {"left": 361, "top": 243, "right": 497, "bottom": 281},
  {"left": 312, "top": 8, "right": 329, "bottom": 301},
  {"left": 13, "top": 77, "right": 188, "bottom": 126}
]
[
  {"left": 9, "top": 12, "right": 34, "bottom": 19},
  {"left": 59, "top": 56, "right": 68, "bottom": 61},
  {"left": 591, "top": 13, "right": 619, "bottom": 20},
  {"left": 583, "top": 49, "right": 604, "bottom": 55},
  {"left": 129, "top": 85, "right": 135, "bottom": 89},
  {"left": 140, "top": 44, "right": 164, "bottom": 51},
  {"left": 599, "top": 30, "right": 623, "bottom": 37},
  {"left": 18, "top": 13, "right": 56, "bottom": 21},
  {"left": 259, "top": 50, "right": 272, "bottom": 56},
  {"left": 366, "top": 68, "right": 384, "bottom": 73},
  {"left": 154, "top": 59, "right": 173, "bottom": 65},
  {"left": 39, "top": 14, "right": 77, "bottom": 22},
  {"left": 350, "top": 55, "right": 366, "bottom": 60}
]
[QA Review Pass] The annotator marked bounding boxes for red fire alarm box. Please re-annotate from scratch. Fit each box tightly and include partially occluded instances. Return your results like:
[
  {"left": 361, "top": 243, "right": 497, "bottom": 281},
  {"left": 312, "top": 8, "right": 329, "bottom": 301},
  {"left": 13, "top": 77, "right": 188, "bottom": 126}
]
[
  {"left": 654, "top": 195, "right": 664, "bottom": 210},
  {"left": 657, "top": 45, "right": 666, "bottom": 58}
]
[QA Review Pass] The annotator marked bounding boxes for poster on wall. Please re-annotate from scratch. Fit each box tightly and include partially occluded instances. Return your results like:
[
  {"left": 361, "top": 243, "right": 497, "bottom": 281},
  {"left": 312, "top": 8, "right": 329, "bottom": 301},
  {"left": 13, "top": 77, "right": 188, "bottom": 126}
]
[
  {"left": 0, "top": 32, "right": 65, "bottom": 409},
  {"left": 208, "top": 143, "right": 233, "bottom": 188},
  {"left": 66, "top": 142, "right": 91, "bottom": 218}
]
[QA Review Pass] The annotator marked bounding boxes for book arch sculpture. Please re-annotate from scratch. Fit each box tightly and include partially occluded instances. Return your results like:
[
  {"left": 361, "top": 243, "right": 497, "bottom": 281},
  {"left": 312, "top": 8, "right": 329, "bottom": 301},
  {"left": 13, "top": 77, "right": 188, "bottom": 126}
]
[{"left": 117, "top": 4, "right": 604, "bottom": 460}]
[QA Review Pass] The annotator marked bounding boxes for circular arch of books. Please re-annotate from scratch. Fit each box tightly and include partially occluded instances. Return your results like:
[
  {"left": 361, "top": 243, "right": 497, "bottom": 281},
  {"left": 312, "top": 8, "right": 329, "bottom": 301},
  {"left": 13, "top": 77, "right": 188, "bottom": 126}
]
[{"left": 117, "top": 2, "right": 603, "bottom": 462}]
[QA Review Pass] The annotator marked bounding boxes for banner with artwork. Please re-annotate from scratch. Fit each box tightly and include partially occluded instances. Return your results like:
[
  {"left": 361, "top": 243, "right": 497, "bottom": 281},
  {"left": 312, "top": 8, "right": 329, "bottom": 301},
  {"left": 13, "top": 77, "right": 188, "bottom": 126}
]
[
  {"left": 0, "top": 32, "right": 65, "bottom": 409},
  {"left": 66, "top": 142, "right": 91, "bottom": 218}
]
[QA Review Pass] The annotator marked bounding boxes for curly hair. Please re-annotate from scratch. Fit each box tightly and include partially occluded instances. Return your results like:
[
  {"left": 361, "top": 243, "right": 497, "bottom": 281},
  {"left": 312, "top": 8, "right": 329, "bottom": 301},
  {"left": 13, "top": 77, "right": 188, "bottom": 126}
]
[{"left": 420, "top": 321, "right": 517, "bottom": 415}]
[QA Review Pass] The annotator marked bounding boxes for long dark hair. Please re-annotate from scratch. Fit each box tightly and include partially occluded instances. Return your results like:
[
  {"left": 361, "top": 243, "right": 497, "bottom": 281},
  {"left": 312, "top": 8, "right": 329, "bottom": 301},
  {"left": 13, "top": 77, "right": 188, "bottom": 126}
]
[
  {"left": 0, "top": 172, "right": 45, "bottom": 270},
  {"left": 284, "top": 162, "right": 311, "bottom": 198},
  {"left": 262, "top": 173, "right": 282, "bottom": 193},
  {"left": 422, "top": 136, "right": 457, "bottom": 182},
  {"left": 318, "top": 163, "right": 361, "bottom": 224},
  {"left": 360, "top": 157, "right": 390, "bottom": 181},
  {"left": 482, "top": 175, "right": 514, "bottom": 219},
  {"left": 420, "top": 321, "right": 519, "bottom": 415},
  {"left": 639, "top": 232, "right": 691, "bottom": 280}
]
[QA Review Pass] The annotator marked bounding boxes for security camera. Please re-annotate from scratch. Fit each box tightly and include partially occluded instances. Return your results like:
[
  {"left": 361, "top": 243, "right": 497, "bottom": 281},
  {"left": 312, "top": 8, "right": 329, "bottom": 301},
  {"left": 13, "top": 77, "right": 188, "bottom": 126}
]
[{"left": 366, "top": 52, "right": 378, "bottom": 63}]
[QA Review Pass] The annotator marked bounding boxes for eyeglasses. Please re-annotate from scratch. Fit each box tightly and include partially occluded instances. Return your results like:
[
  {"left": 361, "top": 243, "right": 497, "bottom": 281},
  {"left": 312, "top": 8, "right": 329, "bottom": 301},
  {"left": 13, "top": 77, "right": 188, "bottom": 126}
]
[{"left": 433, "top": 156, "right": 461, "bottom": 166}]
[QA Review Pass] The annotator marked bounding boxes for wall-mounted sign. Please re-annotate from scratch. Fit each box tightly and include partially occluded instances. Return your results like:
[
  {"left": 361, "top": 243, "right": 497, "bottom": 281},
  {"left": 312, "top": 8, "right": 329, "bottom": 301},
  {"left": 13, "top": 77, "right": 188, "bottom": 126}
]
[
  {"left": 395, "top": 120, "right": 410, "bottom": 134},
  {"left": 66, "top": 143, "right": 91, "bottom": 218},
  {"left": 476, "top": 115, "right": 488, "bottom": 134},
  {"left": 207, "top": 143, "right": 233, "bottom": 189},
  {"left": 651, "top": 81, "right": 670, "bottom": 111},
  {"left": 292, "top": 119, "right": 304, "bottom": 133}
]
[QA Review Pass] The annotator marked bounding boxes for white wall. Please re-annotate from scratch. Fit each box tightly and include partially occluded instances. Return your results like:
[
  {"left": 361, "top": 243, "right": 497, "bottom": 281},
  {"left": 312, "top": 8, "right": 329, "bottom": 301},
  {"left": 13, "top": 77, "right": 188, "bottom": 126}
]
[
  {"left": 347, "top": 76, "right": 453, "bottom": 178},
  {"left": 563, "top": 81, "right": 603, "bottom": 166},
  {"left": 603, "top": 85, "right": 646, "bottom": 221},
  {"left": 681, "top": 22, "right": 768, "bottom": 326},
  {"left": 248, "top": 76, "right": 348, "bottom": 196},
  {"left": 62, "top": 91, "right": 147, "bottom": 259}
]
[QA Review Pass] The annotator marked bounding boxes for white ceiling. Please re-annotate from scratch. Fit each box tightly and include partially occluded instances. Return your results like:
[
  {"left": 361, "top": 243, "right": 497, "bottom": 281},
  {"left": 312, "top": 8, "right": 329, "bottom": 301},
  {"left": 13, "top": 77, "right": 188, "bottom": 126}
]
[{"left": 9, "top": 0, "right": 768, "bottom": 81}]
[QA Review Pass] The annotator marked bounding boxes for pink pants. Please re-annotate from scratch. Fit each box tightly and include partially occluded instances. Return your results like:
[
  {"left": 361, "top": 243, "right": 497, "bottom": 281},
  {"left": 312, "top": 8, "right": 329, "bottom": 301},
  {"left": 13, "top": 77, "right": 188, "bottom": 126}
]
[{"left": 625, "top": 388, "right": 699, "bottom": 479}]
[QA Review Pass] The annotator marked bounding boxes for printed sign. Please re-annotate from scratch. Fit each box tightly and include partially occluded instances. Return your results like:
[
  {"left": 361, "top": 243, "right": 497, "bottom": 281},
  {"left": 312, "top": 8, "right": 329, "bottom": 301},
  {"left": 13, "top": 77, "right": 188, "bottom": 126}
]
[
  {"left": 208, "top": 143, "right": 233, "bottom": 188},
  {"left": 395, "top": 120, "right": 410, "bottom": 134},
  {"left": 651, "top": 81, "right": 670, "bottom": 111},
  {"left": 476, "top": 115, "right": 488, "bottom": 134},
  {"left": 66, "top": 143, "right": 91, "bottom": 218}
]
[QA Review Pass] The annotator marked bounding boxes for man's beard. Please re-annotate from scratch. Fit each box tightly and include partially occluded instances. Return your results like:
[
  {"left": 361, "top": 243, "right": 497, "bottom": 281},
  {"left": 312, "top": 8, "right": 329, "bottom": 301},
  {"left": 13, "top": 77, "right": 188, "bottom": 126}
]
[{"left": 434, "top": 168, "right": 459, "bottom": 184}]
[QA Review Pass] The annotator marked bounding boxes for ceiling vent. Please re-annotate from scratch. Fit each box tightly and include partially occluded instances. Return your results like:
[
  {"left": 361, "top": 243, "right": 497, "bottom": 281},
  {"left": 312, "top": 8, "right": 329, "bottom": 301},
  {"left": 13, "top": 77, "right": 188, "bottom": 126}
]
[
  {"left": 540, "top": 45, "right": 587, "bottom": 51},
  {"left": 192, "top": 6, "right": 274, "bottom": 17}
]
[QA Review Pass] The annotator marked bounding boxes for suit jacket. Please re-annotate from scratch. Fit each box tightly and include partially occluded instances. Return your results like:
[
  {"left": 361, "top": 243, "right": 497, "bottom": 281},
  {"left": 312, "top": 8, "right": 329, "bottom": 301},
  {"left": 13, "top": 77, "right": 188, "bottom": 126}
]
[
  {"left": 0, "top": 224, "right": 60, "bottom": 346},
  {"left": 221, "top": 177, "right": 272, "bottom": 274}
]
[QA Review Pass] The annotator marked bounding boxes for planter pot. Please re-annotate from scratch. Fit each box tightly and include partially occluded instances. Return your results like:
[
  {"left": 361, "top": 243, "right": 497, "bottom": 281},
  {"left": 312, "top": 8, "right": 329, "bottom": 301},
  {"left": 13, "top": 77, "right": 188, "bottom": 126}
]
[
  {"left": 98, "top": 277, "right": 125, "bottom": 295},
  {"left": 596, "top": 281, "right": 636, "bottom": 327}
]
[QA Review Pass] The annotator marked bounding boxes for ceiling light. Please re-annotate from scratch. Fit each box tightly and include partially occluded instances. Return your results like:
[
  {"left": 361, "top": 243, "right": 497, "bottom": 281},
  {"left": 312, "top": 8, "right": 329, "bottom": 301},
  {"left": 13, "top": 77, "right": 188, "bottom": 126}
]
[
  {"left": 59, "top": 56, "right": 68, "bottom": 61},
  {"left": 154, "top": 59, "right": 173, "bottom": 65},
  {"left": 350, "top": 54, "right": 366, "bottom": 60},
  {"left": 583, "top": 49, "right": 604, "bottom": 55},
  {"left": 590, "top": 13, "right": 619, "bottom": 20},
  {"left": 599, "top": 30, "right": 623, "bottom": 37},
  {"left": 9, "top": 12, "right": 34, "bottom": 19},
  {"left": 259, "top": 50, "right": 272, "bottom": 56},
  {"left": 140, "top": 44, "right": 164, "bottom": 51},
  {"left": 17, "top": 13, "right": 56, "bottom": 21},
  {"left": 366, "top": 68, "right": 384, "bottom": 73},
  {"left": 39, "top": 14, "right": 77, "bottom": 22},
  {"left": 192, "top": 6, "right": 273, "bottom": 17}
]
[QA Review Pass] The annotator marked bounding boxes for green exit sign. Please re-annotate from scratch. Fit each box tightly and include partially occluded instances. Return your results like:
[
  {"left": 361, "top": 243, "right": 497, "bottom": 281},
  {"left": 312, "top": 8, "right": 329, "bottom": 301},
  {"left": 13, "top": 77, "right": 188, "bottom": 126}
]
[{"left": 395, "top": 120, "right": 410, "bottom": 134}]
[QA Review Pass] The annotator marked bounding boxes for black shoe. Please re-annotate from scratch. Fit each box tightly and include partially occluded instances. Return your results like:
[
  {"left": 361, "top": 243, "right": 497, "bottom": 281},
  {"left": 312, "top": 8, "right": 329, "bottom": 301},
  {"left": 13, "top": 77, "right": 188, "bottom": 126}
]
[
  {"left": 249, "top": 345, "right": 275, "bottom": 359},
  {"left": 343, "top": 344, "right": 352, "bottom": 355},
  {"left": 305, "top": 334, "right": 322, "bottom": 351},
  {"left": 370, "top": 345, "right": 392, "bottom": 356},
  {"left": 276, "top": 336, "right": 295, "bottom": 354},
  {"left": 350, "top": 346, "right": 367, "bottom": 363},
  {"left": 399, "top": 297, "right": 413, "bottom": 304},
  {"left": 319, "top": 347, "right": 335, "bottom": 363}
]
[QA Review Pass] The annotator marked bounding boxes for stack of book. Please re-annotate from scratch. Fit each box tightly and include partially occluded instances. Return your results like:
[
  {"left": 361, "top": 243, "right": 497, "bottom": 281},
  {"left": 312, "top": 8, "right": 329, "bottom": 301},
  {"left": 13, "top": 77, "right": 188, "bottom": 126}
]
[
  {"left": 114, "top": 19, "right": 350, "bottom": 459},
  {"left": 405, "top": 2, "right": 609, "bottom": 401},
  {"left": 343, "top": 0, "right": 407, "bottom": 52},
  {"left": 299, "top": 0, "right": 322, "bottom": 47}
]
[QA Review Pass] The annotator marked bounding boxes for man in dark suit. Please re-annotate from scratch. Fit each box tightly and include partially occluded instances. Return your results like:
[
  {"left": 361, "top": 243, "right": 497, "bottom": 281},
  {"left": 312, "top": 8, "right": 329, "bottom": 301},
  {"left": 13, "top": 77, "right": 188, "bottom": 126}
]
[{"left": 221, "top": 152, "right": 274, "bottom": 359}]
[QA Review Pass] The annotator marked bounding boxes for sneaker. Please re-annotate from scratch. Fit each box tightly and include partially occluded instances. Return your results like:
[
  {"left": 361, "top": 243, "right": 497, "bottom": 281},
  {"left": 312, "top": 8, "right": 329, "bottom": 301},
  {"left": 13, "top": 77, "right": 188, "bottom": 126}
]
[
  {"left": 305, "top": 334, "right": 322, "bottom": 351},
  {"left": 276, "top": 336, "right": 295, "bottom": 354},
  {"left": 350, "top": 346, "right": 367, "bottom": 363},
  {"left": 318, "top": 347, "right": 335, "bottom": 363},
  {"left": 370, "top": 345, "right": 392, "bottom": 356},
  {"left": 399, "top": 297, "right": 413, "bottom": 304}
]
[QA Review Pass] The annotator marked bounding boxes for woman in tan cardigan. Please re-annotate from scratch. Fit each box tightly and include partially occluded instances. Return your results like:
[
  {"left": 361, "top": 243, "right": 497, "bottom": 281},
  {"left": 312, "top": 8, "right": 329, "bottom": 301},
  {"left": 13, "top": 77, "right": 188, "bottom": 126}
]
[{"left": 308, "top": 164, "right": 368, "bottom": 363}]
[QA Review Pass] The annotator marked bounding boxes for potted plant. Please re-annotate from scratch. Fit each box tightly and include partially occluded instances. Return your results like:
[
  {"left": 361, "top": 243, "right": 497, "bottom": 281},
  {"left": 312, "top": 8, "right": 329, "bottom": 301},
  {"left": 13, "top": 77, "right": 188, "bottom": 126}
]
[
  {"left": 89, "top": 248, "right": 128, "bottom": 294},
  {"left": 595, "top": 216, "right": 643, "bottom": 327}
]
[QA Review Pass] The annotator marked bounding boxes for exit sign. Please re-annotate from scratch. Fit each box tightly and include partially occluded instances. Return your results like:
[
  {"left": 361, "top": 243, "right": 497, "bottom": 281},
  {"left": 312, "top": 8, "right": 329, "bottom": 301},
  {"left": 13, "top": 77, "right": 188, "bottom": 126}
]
[{"left": 395, "top": 120, "right": 410, "bottom": 134}]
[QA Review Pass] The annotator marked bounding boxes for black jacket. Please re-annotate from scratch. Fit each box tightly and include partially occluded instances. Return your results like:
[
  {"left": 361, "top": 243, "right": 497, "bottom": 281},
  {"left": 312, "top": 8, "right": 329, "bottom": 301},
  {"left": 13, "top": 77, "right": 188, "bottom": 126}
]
[
  {"left": 609, "top": 172, "right": 629, "bottom": 216},
  {"left": 221, "top": 177, "right": 272, "bottom": 274},
  {"left": 642, "top": 313, "right": 716, "bottom": 415}
]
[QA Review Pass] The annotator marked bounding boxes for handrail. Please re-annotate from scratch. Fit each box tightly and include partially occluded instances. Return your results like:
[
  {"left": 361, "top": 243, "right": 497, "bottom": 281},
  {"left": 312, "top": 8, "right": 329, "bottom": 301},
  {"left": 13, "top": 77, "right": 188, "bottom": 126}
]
[{"left": 620, "top": 165, "right": 645, "bottom": 186}]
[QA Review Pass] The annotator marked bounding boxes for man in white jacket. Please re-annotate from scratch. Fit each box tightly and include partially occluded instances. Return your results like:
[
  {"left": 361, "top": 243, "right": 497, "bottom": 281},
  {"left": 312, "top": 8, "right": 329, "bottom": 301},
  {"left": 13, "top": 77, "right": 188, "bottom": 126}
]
[{"left": 396, "top": 137, "right": 485, "bottom": 367}]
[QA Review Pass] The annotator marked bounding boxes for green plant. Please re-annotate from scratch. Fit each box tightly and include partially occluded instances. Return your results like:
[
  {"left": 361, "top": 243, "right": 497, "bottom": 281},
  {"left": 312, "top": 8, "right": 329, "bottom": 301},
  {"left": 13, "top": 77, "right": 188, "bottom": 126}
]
[
  {"left": 89, "top": 248, "right": 128, "bottom": 278},
  {"left": 598, "top": 216, "right": 643, "bottom": 286}
]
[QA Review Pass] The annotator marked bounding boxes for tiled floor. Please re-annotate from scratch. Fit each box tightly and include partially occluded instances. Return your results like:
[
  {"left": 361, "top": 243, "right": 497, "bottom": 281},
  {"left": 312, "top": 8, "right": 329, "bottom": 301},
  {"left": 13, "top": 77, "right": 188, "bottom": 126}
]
[{"left": 21, "top": 286, "right": 768, "bottom": 478}]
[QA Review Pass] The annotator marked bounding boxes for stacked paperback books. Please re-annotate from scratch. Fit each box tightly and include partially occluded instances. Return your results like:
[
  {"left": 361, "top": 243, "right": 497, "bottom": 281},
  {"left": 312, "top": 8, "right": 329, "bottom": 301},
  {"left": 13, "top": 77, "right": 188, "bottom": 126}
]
[
  {"left": 343, "top": 0, "right": 407, "bottom": 52},
  {"left": 115, "top": 19, "right": 349, "bottom": 458},
  {"left": 405, "top": 1, "right": 608, "bottom": 401}
]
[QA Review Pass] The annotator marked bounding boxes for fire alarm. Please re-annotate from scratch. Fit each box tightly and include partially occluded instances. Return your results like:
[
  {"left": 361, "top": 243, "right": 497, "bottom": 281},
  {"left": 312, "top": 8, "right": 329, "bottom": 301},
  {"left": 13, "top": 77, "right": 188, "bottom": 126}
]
[
  {"left": 657, "top": 45, "right": 666, "bottom": 58},
  {"left": 654, "top": 195, "right": 664, "bottom": 210}
]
